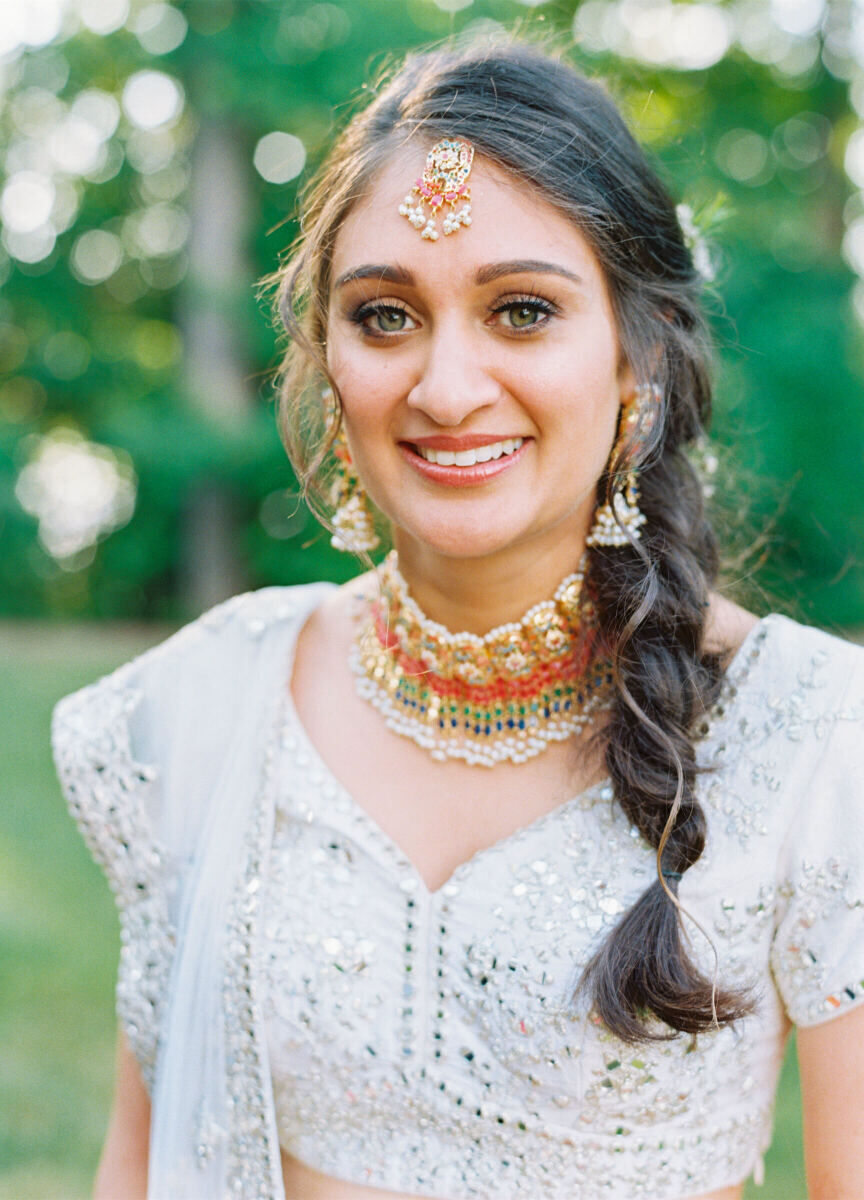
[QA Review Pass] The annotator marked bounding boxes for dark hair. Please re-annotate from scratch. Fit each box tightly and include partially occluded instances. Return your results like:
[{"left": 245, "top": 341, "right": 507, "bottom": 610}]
[{"left": 274, "top": 40, "right": 753, "bottom": 1042}]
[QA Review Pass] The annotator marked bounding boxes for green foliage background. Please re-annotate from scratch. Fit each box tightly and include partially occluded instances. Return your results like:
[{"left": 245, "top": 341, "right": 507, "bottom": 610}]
[
  {"left": 2, "top": 0, "right": 862, "bottom": 1193},
  {"left": 0, "top": 0, "right": 862, "bottom": 626}
]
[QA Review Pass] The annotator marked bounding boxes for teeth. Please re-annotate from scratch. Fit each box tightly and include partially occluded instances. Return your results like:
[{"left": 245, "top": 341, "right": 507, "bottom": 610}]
[{"left": 416, "top": 437, "right": 523, "bottom": 466}]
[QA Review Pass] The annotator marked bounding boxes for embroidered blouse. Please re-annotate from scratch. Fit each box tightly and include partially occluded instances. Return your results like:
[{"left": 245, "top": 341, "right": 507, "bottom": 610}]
[{"left": 52, "top": 587, "right": 864, "bottom": 1200}]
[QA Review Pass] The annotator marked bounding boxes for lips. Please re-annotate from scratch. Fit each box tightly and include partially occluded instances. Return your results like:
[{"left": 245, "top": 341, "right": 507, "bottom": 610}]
[{"left": 398, "top": 436, "right": 530, "bottom": 487}]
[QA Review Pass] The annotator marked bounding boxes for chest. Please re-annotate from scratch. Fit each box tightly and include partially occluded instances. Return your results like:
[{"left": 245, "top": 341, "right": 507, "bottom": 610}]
[
  {"left": 289, "top": 616, "right": 607, "bottom": 893},
  {"left": 259, "top": 723, "right": 789, "bottom": 1199}
]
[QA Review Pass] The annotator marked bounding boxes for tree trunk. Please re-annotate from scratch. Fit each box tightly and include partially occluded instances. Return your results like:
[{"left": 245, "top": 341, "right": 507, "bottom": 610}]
[{"left": 179, "top": 120, "right": 252, "bottom": 613}]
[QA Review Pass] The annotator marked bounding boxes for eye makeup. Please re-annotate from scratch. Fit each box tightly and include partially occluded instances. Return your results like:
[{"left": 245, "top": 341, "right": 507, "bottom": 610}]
[{"left": 344, "top": 288, "right": 563, "bottom": 340}]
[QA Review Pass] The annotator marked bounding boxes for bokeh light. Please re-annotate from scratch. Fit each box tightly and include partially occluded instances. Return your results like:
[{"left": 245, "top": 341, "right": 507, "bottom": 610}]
[
  {"left": 575, "top": 0, "right": 732, "bottom": 70},
  {"left": 253, "top": 132, "right": 307, "bottom": 184},
  {"left": 42, "top": 329, "right": 91, "bottom": 378},
  {"left": 121, "top": 69, "right": 184, "bottom": 131},
  {"left": 15, "top": 427, "right": 137, "bottom": 562},
  {"left": 0, "top": 0, "right": 65, "bottom": 58},
  {"left": 132, "top": 2, "right": 187, "bottom": 54},
  {"left": 70, "top": 227, "right": 124, "bottom": 282},
  {"left": 78, "top": 0, "right": 129, "bottom": 35},
  {"left": 715, "top": 129, "right": 772, "bottom": 185},
  {"left": 1, "top": 170, "right": 55, "bottom": 232}
]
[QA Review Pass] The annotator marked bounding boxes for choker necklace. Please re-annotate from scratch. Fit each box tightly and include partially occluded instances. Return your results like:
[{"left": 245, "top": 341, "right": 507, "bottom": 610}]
[{"left": 351, "top": 552, "right": 614, "bottom": 767}]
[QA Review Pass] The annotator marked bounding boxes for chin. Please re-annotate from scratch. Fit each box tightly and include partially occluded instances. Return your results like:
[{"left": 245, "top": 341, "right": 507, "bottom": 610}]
[{"left": 394, "top": 514, "right": 536, "bottom": 562}]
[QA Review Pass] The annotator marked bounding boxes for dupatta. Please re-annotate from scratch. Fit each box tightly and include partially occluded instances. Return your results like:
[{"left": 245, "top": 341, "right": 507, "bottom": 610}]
[{"left": 53, "top": 584, "right": 332, "bottom": 1199}]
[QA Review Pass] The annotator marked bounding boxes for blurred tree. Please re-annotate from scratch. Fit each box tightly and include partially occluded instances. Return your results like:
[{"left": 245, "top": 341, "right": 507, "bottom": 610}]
[{"left": 0, "top": 0, "right": 862, "bottom": 625}]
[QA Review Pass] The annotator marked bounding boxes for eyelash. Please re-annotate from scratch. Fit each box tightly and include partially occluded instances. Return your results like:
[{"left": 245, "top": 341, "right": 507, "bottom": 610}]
[
  {"left": 350, "top": 301, "right": 414, "bottom": 338},
  {"left": 490, "top": 293, "right": 559, "bottom": 332},
  {"left": 348, "top": 293, "right": 560, "bottom": 338}
]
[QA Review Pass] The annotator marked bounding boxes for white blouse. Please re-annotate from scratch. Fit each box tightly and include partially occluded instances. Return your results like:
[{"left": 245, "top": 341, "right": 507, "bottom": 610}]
[{"left": 53, "top": 587, "right": 864, "bottom": 1200}]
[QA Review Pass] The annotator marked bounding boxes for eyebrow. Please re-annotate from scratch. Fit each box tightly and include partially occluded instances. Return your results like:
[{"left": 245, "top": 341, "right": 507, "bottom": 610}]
[
  {"left": 475, "top": 259, "right": 583, "bottom": 286},
  {"left": 334, "top": 263, "right": 413, "bottom": 289},
  {"left": 333, "top": 259, "right": 583, "bottom": 290}
]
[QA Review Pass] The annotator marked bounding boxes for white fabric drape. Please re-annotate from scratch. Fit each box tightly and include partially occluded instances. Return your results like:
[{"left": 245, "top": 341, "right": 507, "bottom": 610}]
[{"left": 121, "top": 588, "right": 327, "bottom": 1198}]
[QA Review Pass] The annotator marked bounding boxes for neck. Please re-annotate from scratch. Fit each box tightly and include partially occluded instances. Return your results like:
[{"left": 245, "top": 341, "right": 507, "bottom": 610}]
[{"left": 391, "top": 529, "right": 589, "bottom": 635}]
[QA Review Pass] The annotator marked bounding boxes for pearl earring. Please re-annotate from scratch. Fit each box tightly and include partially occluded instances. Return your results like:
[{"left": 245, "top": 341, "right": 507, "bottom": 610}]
[
  {"left": 586, "top": 383, "right": 661, "bottom": 549},
  {"left": 329, "top": 428, "right": 380, "bottom": 554}
]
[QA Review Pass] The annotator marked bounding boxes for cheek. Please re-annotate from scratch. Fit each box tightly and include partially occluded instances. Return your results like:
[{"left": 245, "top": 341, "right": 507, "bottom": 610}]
[
  {"left": 327, "top": 338, "right": 405, "bottom": 427},
  {"left": 513, "top": 342, "right": 621, "bottom": 434}
]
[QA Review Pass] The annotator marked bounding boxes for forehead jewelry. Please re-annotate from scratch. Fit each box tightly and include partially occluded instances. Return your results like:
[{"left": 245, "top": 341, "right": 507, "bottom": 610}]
[{"left": 398, "top": 138, "right": 474, "bottom": 242}]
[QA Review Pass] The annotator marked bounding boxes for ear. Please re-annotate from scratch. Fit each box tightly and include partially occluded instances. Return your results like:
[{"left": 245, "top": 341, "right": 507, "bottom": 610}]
[{"left": 617, "top": 360, "right": 637, "bottom": 405}]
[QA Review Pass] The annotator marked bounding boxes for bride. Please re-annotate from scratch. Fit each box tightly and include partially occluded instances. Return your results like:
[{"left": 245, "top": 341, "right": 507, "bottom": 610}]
[{"left": 54, "top": 40, "right": 864, "bottom": 1200}]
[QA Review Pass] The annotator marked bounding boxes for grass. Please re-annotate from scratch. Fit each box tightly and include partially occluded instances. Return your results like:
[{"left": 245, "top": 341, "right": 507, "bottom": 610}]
[{"left": 0, "top": 621, "right": 806, "bottom": 1199}]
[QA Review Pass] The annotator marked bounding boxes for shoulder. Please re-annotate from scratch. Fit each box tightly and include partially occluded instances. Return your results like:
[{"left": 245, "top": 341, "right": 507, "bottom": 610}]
[
  {"left": 54, "top": 581, "right": 334, "bottom": 727},
  {"left": 51, "top": 581, "right": 337, "bottom": 833},
  {"left": 745, "top": 612, "right": 864, "bottom": 704},
  {"left": 703, "top": 593, "right": 759, "bottom": 663},
  {"left": 51, "top": 579, "right": 337, "bottom": 903},
  {"left": 707, "top": 612, "right": 864, "bottom": 820},
  {"left": 707, "top": 592, "right": 864, "bottom": 704}
]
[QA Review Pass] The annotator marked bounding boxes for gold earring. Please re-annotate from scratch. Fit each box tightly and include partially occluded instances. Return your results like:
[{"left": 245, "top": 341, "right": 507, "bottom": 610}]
[
  {"left": 586, "top": 383, "right": 660, "bottom": 549},
  {"left": 329, "top": 428, "right": 380, "bottom": 554}
]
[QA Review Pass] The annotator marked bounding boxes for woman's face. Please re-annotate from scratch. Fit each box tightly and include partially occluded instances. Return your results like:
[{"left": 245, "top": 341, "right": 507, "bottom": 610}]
[{"left": 326, "top": 148, "right": 634, "bottom": 564}]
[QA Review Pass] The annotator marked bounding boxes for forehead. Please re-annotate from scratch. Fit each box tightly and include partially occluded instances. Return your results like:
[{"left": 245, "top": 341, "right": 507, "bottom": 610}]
[{"left": 329, "top": 146, "right": 607, "bottom": 292}]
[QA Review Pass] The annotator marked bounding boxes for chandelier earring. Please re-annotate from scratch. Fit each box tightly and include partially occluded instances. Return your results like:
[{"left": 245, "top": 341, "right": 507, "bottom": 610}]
[
  {"left": 329, "top": 427, "right": 380, "bottom": 554},
  {"left": 586, "top": 383, "right": 661, "bottom": 549}
]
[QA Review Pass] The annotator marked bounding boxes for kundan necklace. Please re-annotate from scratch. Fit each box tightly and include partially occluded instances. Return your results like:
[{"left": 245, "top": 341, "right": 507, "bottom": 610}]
[{"left": 351, "top": 552, "right": 614, "bottom": 767}]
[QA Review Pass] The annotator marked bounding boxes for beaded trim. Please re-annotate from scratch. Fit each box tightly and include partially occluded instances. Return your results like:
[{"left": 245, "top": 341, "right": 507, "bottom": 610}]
[
  {"left": 52, "top": 679, "right": 174, "bottom": 1090},
  {"left": 220, "top": 592, "right": 328, "bottom": 1199},
  {"left": 224, "top": 720, "right": 284, "bottom": 1198},
  {"left": 351, "top": 553, "right": 614, "bottom": 766}
]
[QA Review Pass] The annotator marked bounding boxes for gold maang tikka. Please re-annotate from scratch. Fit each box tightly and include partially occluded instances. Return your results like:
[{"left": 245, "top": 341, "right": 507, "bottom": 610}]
[{"left": 398, "top": 139, "right": 474, "bottom": 241}]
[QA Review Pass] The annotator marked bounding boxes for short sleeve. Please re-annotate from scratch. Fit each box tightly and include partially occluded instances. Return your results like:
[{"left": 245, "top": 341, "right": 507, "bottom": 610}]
[
  {"left": 770, "top": 653, "right": 864, "bottom": 1027},
  {"left": 52, "top": 668, "right": 175, "bottom": 1088}
]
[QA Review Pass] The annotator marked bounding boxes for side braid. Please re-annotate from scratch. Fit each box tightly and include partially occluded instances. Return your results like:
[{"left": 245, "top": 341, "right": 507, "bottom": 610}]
[{"left": 579, "top": 448, "right": 755, "bottom": 1042}]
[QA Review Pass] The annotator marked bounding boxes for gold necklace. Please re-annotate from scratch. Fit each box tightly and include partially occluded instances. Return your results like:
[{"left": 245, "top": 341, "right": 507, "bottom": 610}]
[{"left": 351, "top": 552, "right": 614, "bottom": 767}]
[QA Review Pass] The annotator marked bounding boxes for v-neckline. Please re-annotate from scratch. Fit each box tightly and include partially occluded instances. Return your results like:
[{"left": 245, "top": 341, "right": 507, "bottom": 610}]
[
  {"left": 280, "top": 683, "right": 614, "bottom": 899},
  {"left": 281, "top": 598, "right": 775, "bottom": 900}
]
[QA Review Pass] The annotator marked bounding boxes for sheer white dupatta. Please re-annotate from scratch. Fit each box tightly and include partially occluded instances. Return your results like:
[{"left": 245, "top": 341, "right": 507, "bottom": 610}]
[{"left": 126, "top": 586, "right": 327, "bottom": 1200}]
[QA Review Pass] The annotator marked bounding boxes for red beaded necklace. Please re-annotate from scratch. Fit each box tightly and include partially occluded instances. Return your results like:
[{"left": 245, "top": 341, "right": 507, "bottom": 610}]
[{"left": 351, "top": 552, "right": 614, "bottom": 766}]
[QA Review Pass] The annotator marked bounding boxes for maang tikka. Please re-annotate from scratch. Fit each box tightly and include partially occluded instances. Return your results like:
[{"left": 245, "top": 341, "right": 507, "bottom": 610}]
[
  {"left": 586, "top": 383, "right": 661, "bottom": 549},
  {"left": 399, "top": 139, "right": 474, "bottom": 241},
  {"left": 329, "top": 427, "right": 380, "bottom": 554}
]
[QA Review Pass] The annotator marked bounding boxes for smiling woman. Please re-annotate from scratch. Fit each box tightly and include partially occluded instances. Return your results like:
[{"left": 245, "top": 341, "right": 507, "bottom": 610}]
[
  {"left": 327, "top": 162, "right": 626, "bottom": 564},
  {"left": 53, "top": 39, "right": 864, "bottom": 1200}
]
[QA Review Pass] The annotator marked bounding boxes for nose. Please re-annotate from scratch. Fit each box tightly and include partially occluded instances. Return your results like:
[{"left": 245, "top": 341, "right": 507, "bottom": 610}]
[{"left": 405, "top": 321, "right": 502, "bottom": 428}]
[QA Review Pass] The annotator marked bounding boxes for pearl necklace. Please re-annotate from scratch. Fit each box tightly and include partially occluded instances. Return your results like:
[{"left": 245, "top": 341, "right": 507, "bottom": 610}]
[{"left": 350, "top": 552, "right": 614, "bottom": 767}]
